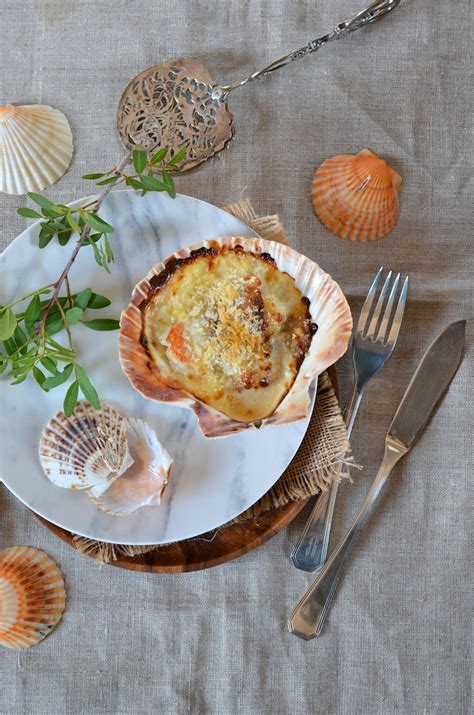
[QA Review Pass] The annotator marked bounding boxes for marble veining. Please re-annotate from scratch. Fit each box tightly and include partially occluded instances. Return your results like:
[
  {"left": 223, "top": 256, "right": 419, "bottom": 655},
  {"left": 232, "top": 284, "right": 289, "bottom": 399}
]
[{"left": 0, "top": 191, "right": 313, "bottom": 545}]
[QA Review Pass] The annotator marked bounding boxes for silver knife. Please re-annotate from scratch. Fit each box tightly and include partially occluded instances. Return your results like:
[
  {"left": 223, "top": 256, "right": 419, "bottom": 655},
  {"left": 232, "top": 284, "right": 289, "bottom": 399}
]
[{"left": 288, "top": 321, "right": 466, "bottom": 640}]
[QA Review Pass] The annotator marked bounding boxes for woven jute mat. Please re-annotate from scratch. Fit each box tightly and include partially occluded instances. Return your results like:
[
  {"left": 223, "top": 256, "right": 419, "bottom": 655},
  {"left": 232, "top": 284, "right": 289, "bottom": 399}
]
[{"left": 73, "top": 201, "right": 352, "bottom": 563}]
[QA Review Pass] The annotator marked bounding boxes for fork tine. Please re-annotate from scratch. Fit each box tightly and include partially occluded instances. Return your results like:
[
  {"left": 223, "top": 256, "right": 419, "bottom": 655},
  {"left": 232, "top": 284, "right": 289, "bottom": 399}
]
[
  {"left": 377, "top": 272, "right": 400, "bottom": 341},
  {"left": 385, "top": 276, "right": 409, "bottom": 346},
  {"left": 366, "top": 271, "right": 392, "bottom": 338},
  {"left": 356, "top": 267, "right": 383, "bottom": 334}
]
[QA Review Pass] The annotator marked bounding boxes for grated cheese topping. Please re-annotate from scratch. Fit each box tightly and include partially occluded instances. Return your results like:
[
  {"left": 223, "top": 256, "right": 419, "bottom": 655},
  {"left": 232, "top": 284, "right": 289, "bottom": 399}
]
[{"left": 143, "top": 249, "right": 313, "bottom": 423}]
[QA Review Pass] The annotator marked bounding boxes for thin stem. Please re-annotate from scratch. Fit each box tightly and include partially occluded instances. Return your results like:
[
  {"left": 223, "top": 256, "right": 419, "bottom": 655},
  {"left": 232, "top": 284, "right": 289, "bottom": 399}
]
[
  {"left": 35, "top": 150, "right": 131, "bottom": 335},
  {"left": 65, "top": 276, "right": 73, "bottom": 309},
  {"left": 3, "top": 285, "right": 53, "bottom": 310},
  {"left": 54, "top": 299, "right": 74, "bottom": 351}
]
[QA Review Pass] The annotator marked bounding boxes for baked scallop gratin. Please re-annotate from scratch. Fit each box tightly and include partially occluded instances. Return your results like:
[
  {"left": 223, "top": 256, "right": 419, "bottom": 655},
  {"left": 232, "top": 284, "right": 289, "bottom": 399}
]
[
  {"left": 143, "top": 245, "right": 315, "bottom": 423},
  {"left": 119, "top": 236, "right": 352, "bottom": 438}
]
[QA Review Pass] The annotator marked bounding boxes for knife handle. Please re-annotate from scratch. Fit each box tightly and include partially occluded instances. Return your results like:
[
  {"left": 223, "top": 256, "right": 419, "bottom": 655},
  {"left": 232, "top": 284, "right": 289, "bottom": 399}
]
[{"left": 288, "top": 439, "right": 404, "bottom": 639}]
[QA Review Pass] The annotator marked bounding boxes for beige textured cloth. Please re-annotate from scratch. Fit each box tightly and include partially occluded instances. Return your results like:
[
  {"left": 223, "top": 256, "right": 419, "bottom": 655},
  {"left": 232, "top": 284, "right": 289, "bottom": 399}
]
[{"left": 0, "top": 1, "right": 472, "bottom": 714}]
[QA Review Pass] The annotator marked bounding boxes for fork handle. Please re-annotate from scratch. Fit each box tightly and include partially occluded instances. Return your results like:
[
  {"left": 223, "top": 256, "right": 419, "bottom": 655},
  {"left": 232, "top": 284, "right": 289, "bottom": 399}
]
[
  {"left": 220, "top": 1, "right": 401, "bottom": 94},
  {"left": 288, "top": 441, "right": 404, "bottom": 639},
  {"left": 291, "top": 386, "right": 363, "bottom": 572}
]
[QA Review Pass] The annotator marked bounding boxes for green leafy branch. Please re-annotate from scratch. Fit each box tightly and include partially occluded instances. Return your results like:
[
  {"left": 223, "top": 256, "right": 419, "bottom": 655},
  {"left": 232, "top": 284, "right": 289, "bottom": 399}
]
[{"left": 0, "top": 145, "right": 182, "bottom": 416}]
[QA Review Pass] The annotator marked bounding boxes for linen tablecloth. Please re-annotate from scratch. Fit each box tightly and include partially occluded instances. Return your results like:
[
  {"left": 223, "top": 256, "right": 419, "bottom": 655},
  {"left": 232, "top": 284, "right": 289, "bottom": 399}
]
[{"left": 1, "top": 1, "right": 471, "bottom": 713}]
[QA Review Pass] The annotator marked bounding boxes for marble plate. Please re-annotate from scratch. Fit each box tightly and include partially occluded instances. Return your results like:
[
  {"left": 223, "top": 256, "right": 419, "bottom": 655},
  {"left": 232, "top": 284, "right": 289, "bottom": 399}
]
[{"left": 0, "top": 192, "right": 314, "bottom": 545}]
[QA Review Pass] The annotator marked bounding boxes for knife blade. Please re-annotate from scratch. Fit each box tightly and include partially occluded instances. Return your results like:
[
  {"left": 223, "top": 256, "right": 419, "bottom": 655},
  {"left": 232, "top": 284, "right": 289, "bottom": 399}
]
[
  {"left": 389, "top": 320, "right": 466, "bottom": 450},
  {"left": 288, "top": 321, "right": 466, "bottom": 639}
]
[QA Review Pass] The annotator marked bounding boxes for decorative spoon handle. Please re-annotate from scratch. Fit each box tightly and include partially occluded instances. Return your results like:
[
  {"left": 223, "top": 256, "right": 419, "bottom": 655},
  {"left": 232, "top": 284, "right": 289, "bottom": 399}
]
[{"left": 220, "top": 0, "right": 401, "bottom": 94}]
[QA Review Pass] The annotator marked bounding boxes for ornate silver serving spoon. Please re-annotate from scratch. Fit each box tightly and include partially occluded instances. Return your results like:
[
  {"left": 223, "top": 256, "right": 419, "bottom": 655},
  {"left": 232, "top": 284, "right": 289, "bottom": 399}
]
[{"left": 117, "top": 0, "right": 401, "bottom": 173}]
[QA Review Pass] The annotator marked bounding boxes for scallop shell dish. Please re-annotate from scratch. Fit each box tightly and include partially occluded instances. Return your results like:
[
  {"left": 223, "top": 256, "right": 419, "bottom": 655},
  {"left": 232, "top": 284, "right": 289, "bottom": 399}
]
[
  {"left": 0, "top": 104, "right": 73, "bottom": 194},
  {"left": 39, "top": 401, "right": 173, "bottom": 515},
  {"left": 311, "top": 149, "right": 402, "bottom": 242},
  {"left": 118, "top": 235, "right": 353, "bottom": 438},
  {"left": 0, "top": 546, "right": 66, "bottom": 649}
]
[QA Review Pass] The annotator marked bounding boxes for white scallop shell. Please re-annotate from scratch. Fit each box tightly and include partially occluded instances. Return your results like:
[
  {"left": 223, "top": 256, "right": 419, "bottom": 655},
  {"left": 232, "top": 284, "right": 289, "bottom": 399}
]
[
  {"left": 0, "top": 104, "right": 73, "bottom": 194},
  {"left": 39, "top": 402, "right": 133, "bottom": 494},
  {"left": 89, "top": 418, "right": 174, "bottom": 516}
]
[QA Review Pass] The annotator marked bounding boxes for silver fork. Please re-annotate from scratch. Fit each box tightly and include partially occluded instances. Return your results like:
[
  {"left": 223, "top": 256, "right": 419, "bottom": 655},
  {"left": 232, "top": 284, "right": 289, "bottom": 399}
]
[{"left": 291, "top": 268, "right": 409, "bottom": 572}]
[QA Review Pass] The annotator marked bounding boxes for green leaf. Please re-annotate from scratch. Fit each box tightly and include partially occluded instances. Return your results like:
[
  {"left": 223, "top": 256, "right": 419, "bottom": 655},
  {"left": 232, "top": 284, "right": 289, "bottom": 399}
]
[
  {"left": 150, "top": 147, "right": 168, "bottom": 165},
  {"left": 40, "top": 356, "right": 58, "bottom": 374},
  {"left": 2, "top": 337, "right": 18, "bottom": 355},
  {"left": 74, "top": 288, "right": 92, "bottom": 310},
  {"left": 86, "top": 213, "right": 114, "bottom": 233},
  {"left": 82, "top": 318, "right": 120, "bottom": 331},
  {"left": 83, "top": 232, "right": 102, "bottom": 245},
  {"left": 58, "top": 229, "right": 73, "bottom": 246},
  {"left": 38, "top": 226, "right": 55, "bottom": 249},
  {"left": 162, "top": 170, "right": 176, "bottom": 199},
  {"left": 65, "top": 307, "right": 83, "bottom": 324},
  {"left": 138, "top": 175, "right": 168, "bottom": 192},
  {"left": 27, "top": 192, "right": 54, "bottom": 210},
  {"left": 43, "top": 221, "right": 66, "bottom": 234},
  {"left": 91, "top": 241, "right": 104, "bottom": 268},
  {"left": 97, "top": 244, "right": 111, "bottom": 274},
  {"left": 9, "top": 363, "right": 33, "bottom": 378},
  {"left": 66, "top": 212, "right": 81, "bottom": 233},
  {"left": 17, "top": 207, "right": 42, "bottom": 219},
  {"left": 81, "top": 172, "right": 106, "bottom": 180},
  {"left": 63, "top": 380, "right": 79, "bottom": 417},
  {"left": 42, "top": 303, "right": 60, "bottom": 320},
  {"left": 0, "top": 308, "right": 17, "bottom": 341},
  {"left": 10, "top": 373, "right": 28, "bottom": 385},
  {"left": 132, "top": 144, "right": 148, "bottom": 174},
  {"left": 87, "top": 292, "right": 111, "bottom": 309},
  {"left": 45, "top": 321, "right": 64, "bottom": 336},
  {"left": 13, "top": 325, "right": 27, "bottom": 354},
  {"left": 48, "top": 354, "right": 74, "bottom": 364},
  {"left": 41, "top": 207, "right": 64, "bottom": 218},
  {"left": 103, "top": 234, "right": 114, "bottom": 263},
  {"left": 24, "top": 294, "right": 42, "bottom": 334},
  {"left": 0, "top": 356, "right": 8, "bottom": 374},
  {"left": 125, "top": 176, "right": 144, "bottom": 191},
  {"left": 32, "top": 366, "right": 48, "bottom": 391},
  {"left": 44, "top": 310, "right": 64, "bottom": 336},
  {"left": 43, "top": 363, "right": 74, "bottom": 390},
  {"left": 75, "top": 365, "right": 100, "bottom": 409},
  {"left": 14, "top": 348, "right": 37, "bottom": 365},
  {"left": 166, "top": 146, "right": 187, "bottom": 167},
  {"left": 46, "top": 337, "right": 75, "bottom": 358},
  {"left": 96, "top": 176, "right": 118, "bottom": 186}
]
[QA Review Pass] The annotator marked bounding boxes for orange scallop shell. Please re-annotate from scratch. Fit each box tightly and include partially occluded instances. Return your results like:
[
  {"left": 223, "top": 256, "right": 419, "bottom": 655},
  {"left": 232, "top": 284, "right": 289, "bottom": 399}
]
[
  {"left": 0, "top": 546, "right": 66, "bottom": 649},
  {"left": 311, "top": 149, "right": 402, "bottom": 242}
]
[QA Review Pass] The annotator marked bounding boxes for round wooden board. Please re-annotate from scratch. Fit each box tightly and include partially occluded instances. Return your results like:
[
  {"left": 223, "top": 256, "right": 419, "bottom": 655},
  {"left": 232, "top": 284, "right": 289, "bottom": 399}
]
[{"left": 35, "top": 366, "right": 338, "bottom": 573}]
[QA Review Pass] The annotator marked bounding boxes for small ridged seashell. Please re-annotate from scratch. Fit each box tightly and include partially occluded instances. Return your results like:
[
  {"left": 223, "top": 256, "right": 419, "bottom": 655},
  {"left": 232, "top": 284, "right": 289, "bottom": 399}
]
[
  {"left": 0, "top": 546, "right": 66, "bottom": 649},
  {"left": 311, "top": 149, "right": 402, "bottom": 242},
  {"left": 89, "top": 418, "right": 174, "bottom": 516},
  {"left": 0, "top": 104, "right": 73, "bottom": 194},
  {"left": 39, "top": 402, "right": 133, "bottom": 495}
]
